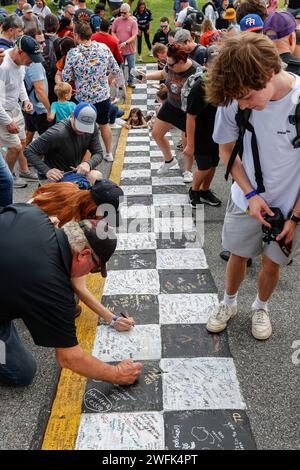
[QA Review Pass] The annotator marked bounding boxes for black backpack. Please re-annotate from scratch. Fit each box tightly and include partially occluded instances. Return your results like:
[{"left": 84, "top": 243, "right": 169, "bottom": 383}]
[
  {"left": 202, "top": 2, "right": 217, "bottom": 14},
  {"left": 43, "top": 36, "right": 58, "bottom": 85},
  {"left": 182, "top": 7, "right": 204, "bottom": 32},
  {"left": 225, "top": 103, "right": 300, "bottom": 193}
]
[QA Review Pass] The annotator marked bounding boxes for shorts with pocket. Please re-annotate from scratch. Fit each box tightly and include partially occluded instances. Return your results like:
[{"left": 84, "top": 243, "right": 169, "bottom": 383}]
[{"left": 0, "top": 107, "right": 26, "bottom": 148}]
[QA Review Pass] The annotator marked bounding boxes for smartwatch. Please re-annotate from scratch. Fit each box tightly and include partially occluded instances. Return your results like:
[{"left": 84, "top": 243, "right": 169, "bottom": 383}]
[{"left": 289, "top": 213, "right": 300, "bottom": 225}]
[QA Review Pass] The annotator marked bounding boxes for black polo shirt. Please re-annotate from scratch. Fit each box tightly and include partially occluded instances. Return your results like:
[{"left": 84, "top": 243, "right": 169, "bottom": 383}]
[
  {"left": 152, "top": 29, "right": 170, "bottom": 46},
  {"left": 0, "top": 204, "right": 77, "bottom": 348}
]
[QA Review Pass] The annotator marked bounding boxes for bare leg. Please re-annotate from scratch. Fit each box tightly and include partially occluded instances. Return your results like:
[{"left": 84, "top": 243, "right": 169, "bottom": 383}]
[
  {"left": 192, "top": 168, "right": 212, "bottom": 191},
  {"left": 152, "top": 118, "right": 174, "bottom": 162},
  {"left": 257, "top": 255, "right": 280, "bottom": 302},
  {"left": 201, "top": 167, "right": 216, "bottom": 191},
  {"left": 99, "top": 123, "right": 112, "bottom": 154},
  {"left": 225, "top": 253, "right": 248, "bottom": 295}
]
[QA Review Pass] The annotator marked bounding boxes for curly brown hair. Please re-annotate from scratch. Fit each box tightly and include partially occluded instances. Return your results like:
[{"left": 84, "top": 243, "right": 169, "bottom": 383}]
[
  {"left": 206, "top": 33, "right": 282, "bottom": 106},
  {"left": 236, "top": 0, "right": 268, "bottom": 23}
]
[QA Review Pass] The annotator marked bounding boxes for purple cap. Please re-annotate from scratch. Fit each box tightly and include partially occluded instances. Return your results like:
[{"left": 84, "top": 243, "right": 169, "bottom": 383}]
[{"left": 263, "top": 11, "right": 296, "bottom": 40}]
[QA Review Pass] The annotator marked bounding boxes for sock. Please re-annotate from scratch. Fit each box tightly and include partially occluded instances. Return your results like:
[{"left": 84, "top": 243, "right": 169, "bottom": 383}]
[
  {"left": 223, "top": 291, "right": 238, "bottom": 306},
  {"left": 252, "top": 295, "right": 268, "bottom": 311},
  {"left": 165, "top": 158, "right": 174, "bottom": 164}
]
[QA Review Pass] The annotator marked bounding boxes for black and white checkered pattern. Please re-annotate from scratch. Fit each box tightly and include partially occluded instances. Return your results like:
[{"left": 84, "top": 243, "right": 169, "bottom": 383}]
[{"left": 75, "top": 65, "right": 256, "bottom": 451}]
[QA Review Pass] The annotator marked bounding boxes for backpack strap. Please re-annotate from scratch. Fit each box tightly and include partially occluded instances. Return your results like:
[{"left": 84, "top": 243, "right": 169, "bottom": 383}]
[
  {"left": 289, "top": 98, "right": 300, "bottom": 148},
  {"left": 225, "top": 108, "right": 265, "bottom": 194}
]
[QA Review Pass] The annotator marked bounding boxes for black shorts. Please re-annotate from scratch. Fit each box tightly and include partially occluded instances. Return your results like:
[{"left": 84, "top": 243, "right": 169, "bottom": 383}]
[
  {"left": 24, "top": 112, "right": 52, "bottom": 135},
  {"left": 94, "top": 98, "right": 111, "bottom": 125},
  {"left": 157, "top": 100, "right": 186, "bottom": 132},
  {"left": 195, "top": 152, "right": 220, "bottom": 171}
]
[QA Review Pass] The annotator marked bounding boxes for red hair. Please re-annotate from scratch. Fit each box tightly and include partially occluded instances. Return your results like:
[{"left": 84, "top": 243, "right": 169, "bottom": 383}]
[
  {"left": 167, "top": 43, "right": 189, "bottom": 63},
  {"left": 32, "top": 182, "right": 98, "bottom": 227}
]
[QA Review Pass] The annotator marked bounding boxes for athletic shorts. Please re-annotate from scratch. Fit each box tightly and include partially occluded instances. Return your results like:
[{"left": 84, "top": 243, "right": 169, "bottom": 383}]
[
  {"left": 24, "top": 112, "right": 52, "bottom": 135},
  {"left": 222, "top": 196, "right": 300, "bottom": 266},
  {"left": 0, "top": 107, "right": 26, "bottom": 148},
  {"left": 157, "top": 100, "right": 186, "bottom": 132},
  {"left": 195, "top": 152, "right": 220, "bottom": 171},
  {"left": 94, "top": 98, "right": 111, "bottom": 125}
]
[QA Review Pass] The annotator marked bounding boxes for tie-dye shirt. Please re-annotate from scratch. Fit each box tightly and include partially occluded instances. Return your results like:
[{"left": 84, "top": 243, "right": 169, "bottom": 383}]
[{"left": 62, "top": 41, "right": 120, "bottom": 104}]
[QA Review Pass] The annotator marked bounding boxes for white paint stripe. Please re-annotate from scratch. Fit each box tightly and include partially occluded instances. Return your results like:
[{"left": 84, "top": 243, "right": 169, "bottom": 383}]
[
  {"left": 154, "top": 217, "right": 196, "bottom": 234},
  {"left": 120, "top": 185, "right": 152, "bottom": 195},
  {"left": 150, "top": 150, "right": 176, "bottom": 157},
  {"left": 159, "top": 293, "right": 219, "bottom": 324},
  {"left": 150, "top": 140, "right": 173, "bottom": 146},
  {"left": 134, "top": 84, "right": 147, "bottom": 89},
  {"left": 103, "top": 269, "right": 160, "bottom": 295},
  {"left": 116, "top": 232, "right": 157, "bottom": 251},
  {"left": 151, "top": 176, "right": 184, "bottom": 186},
  {"left": 162, "top": 357, "right": 246, "bottom": 410},
  {"left": 153, "top": 194, "right": 188, "bottom": 205},
  {"left": 76, "top": 413, "right": 165, "bottom": 450},
  {"left": 127, "top": 136, "right": 150, "bottom": 142},
  {"left": 156, "top": 248, "right": 208, "bottom": 270},
  {"left": 121, "top": 169, "right": 151, "bottom": 178},
  {"left": 131, "top": 94, "right": 148, "bottom": 100},
  {"left": 120, "top": 205, "right": 154, "bottom": 219},
  {"left": 124, "top": 156, "right": 150, "bottom": 164},
  {"left": 92, "top": 325, "right": 161, "bottom": 361},
  {"left": 125, "top": 145, "right": 150, "bottom": 152},
  {"left": 128, "top": 128, "right": 149, "bottom": 134}
]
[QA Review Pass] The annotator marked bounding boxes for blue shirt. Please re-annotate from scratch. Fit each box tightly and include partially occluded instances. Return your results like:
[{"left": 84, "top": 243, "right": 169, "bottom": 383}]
[
  {"left": 173, "top": 0, "right": 198, "bottom": 13},
  {"left": 50, "top": 101, "right": 76, "bottom": 123},
  {"left": 24, "top": 63, "right": 48, "bottom": 115}
]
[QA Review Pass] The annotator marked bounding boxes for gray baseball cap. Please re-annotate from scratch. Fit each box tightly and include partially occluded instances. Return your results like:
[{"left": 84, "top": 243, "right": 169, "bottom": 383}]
[{"left": 73, "top": 102, "right": 97, "bottom": 134}]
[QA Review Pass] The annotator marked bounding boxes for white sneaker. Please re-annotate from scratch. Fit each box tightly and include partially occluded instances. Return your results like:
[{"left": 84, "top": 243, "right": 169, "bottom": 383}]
[
  {"left": 138, "top": 55, "right": 143, "bottom": 62},
  {"left": 115, "top": 118, "right": 127, "bottom": 126},
  {"left": 104, "top": 153, "right": 114, "bottom": 162},
  {"left": 206, "top": 301, "right": 238, "bottom": 333},
  {"left": 157, "top": 159, "right": 177, "bottom": 175},
  {"left": 183, "top": 170, "right": 193, "bottom": 183},
  {"left": 251, "top": 308, "right": 272, "bottom": 340},
  {"left": 148, "top": 50, "right": 153, "bottom": 57}
]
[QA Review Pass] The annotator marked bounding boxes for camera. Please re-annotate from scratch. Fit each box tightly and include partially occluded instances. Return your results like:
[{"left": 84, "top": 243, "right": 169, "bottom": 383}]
[{"left": 262, "top": 207, "right": 285, "bottom": 244}]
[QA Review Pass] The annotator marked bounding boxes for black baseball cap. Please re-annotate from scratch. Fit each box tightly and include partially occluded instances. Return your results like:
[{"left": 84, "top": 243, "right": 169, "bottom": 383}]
[
  {"left": 16, "top": 35, "right": 44, "bottom": 63},
  {"left": 91, "top": 179, "right": 124, "bottom": 227},
  {"left": 79, "top": 219, "right": 117, "bottom": 277}
]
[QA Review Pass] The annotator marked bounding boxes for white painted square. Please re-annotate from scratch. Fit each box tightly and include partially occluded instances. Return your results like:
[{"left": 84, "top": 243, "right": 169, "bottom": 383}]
[
  {"left": 128, "top": 128, "right": 149, "bottom": 134},
  {"left": 124, "top": 156, "right": 151, "bottom": 164},
  {"left": 147, "top": 88, "right": 158, "bottom": 95},
  {"left": 121, "top": 169, "right": 151, "bottom": 179},
  {"left": 151, "top": 161, "right": 180, "bottom": 171},
  {"left": 127, "top": 136, "right": 150, "bottom": 143},
  {"left": 151, "top": 176, "right": 184, "bottom": 186},
  {"left": 153, "top": 194, "right": 188, "bottom": 205},
  {"left": 76, "top": 412, "right": 165, "bottom": 450},
  {"left": 125, "top": 145, "right": 149, "bottom": 152},
  {"left": 121, "top": 185, "right": 152, "bottom": 196},
  {"left": 156, "top": 248, "right": 208, "bottom": 270},
  {"left": 154, "top": 217, "right": 195, "bottom": 234},
  {"left": 159, "top": 294, "right": 219, "bottom": 324},
  {"left": 147, "top": 99, "right": 156, "bottom": 106},
  {"left": 92, "top": 324, "right": 161, "bottom": 361},
  {"left": 150, "top": 140, "right": 173, "bottom": 146},
  {"left": 161, "top": 358, "right": 246, "bottom": 410},
  {"left": 150, "top": 150, "right": 176, "bottom": 157},
  {"left": 131, "top": 93, "right": 147, "bottom": 100},
  {"left": 120, "top": 204, "right": 154, "bottom": 219},
  {"left": 103, "top": 269, "right": 160, "bottom": 295},
  {"left": 134, "top": 84, "right": 147, "bottom": 89},
  {"left": 117, "top": 232, "right": 157, "bottom": 251}
]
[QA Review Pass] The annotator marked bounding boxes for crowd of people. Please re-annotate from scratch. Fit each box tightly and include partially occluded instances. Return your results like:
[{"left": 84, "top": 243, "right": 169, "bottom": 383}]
[{"left": 0, "top": 0, "right": 300, "bottom": 392}]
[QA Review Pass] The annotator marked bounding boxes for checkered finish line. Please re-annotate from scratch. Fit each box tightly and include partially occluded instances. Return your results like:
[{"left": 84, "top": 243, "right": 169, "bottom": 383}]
[{"left": 75, "top": 65, "right": 256, "bottom": 451}]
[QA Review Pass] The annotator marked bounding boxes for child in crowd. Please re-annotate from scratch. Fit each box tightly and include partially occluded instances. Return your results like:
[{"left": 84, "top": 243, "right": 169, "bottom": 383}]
[
  {"left": 125, "top": 107, "right": 148, "bottom": 129},
  {"left": 147, "top": 88, "right": 167, "bottom": 129},
  {"left": 47, "top": 82, "right": 76, "bottom": 123}
]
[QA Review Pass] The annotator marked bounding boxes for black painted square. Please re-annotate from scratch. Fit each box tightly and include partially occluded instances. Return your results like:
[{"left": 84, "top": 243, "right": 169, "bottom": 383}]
[
  {"left": 82, "top": 361, "right": 162, "bottom": 413},
  {"left": 156, "top": 233, "right": 201, "bottom": 249},
  {"left": 164, "top": 410, "right": 256, "bottom": 450},
  {"left": 159, "top": 270, "right": 217, "bottom": 294},
  {"left": 161, "top": 324, "right": 231, "bottom": 358},
  {"left": 125, "top": 195, "right": 153, "bottom": 206},
  {"left": 152, "top": 185, "right": 187, "bottom": 195},
  {"left": 109, "top": 250, "right": 157, "bottom": 271},
  {"left": 123, "top": 162, "right": 151, "bottom": 170},
  {"left": 101, "top": 294, "right": 159, "bottom": 324},
  {"left": 120, "top": 177, "right": 152, "bottom": 186},
  {"left": 151, "top": 169, "right": 182, "bottom": 177}
]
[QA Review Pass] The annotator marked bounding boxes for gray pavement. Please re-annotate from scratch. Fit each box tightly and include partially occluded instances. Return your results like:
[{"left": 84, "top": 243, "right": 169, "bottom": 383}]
[
  {"left": 0, "top": 127, "right": 120, "bottom": 450},
  {"left": 0, "top": 126, "right": 299, "bottom": 450}
]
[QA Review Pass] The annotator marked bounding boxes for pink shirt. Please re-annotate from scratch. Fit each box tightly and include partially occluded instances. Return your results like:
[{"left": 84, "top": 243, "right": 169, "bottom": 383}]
[
  {"left": 267, "top": 0, "right": 278, "bottom": 14},
  {"left": 111, "top": 16, "right": 138, "bottom": 55}
]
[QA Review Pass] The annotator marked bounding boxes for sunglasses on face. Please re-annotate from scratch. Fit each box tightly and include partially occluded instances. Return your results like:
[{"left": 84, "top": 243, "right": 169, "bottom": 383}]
[
  {"left": 167, "top": 61, "right": 177, "bottom": 68},
  {"left": 161, "top": 24, "right": 168, "bottom": 28}
]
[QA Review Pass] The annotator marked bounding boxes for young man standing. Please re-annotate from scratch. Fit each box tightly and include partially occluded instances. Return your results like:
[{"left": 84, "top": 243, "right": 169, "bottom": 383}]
[{"left": 206, "top": 34, "right": 300, "bottom": 340}]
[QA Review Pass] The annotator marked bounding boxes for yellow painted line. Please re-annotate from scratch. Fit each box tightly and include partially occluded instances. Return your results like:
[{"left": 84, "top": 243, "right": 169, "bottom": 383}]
[{"left": 42, "top": 88, "right": 132, "bottom": 450}]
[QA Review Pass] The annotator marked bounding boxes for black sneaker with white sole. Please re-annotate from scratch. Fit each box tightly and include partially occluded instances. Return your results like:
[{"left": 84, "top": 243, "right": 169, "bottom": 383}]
[
  {"left": 199, "top": 189, "right": 221, "bottom": 206},
  {"left": 188, "top": 188, "right": 202, "bottom": 208}
]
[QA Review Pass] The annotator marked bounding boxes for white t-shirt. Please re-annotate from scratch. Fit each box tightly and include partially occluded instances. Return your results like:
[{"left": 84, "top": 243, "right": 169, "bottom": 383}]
[
  {"left": 213, "top": 74, "right": 300, "bottom": 218},
  {"left": 0, "top": 52, "right": 27, "bottom": 126},
  {"left": 177, "top": 7, "right": 189, "bottom": 24}
]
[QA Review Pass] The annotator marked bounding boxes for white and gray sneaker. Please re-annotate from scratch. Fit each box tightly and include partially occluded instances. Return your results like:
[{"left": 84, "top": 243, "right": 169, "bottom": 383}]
[
  {"left": 13, "top": 176, "right": 27, "bottom": 188},
  {"left": 206, "top": 301, "right": 238, "bottom": 333},
  {"left": 104, "top": 153, "right": 114, "bottom": 162},
  {"left": 19, "top": 170, "right": 39, "bottom": 181},
  {"left": 157, "top": 159, "right": 177, "bottom": 175},
  {"left": 183, "top": 170, "right": 193, "bottom": 183},
  {"left": 252, "top": 308, "right": 272, "bottom": 340}
]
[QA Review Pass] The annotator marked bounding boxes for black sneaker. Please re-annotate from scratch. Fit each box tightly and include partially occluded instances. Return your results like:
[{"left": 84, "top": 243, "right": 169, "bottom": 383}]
[
  {"left": 199, "top": 189, "right": 221, "bottom": 206},
  {"left": 188, "top": 188, "right": 202, "bottom": 208}
]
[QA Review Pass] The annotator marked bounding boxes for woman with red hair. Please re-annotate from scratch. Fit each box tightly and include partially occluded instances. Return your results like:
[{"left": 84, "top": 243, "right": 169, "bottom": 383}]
[{"left": 31, "top": 181, "right": 134, "bottom": 331}]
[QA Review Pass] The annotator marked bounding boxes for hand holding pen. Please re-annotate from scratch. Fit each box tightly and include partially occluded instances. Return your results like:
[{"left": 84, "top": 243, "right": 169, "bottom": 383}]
[{"left": 109, "top": 312, "right": 135, "bottom": 331}]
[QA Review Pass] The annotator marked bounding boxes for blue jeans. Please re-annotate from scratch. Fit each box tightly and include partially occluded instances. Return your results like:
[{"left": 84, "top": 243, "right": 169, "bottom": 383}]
[
  {"left": 0, "top": 322, "right": 37, "bottom": 387},
  {"left": 0, "top": 152, "right": 13, "bottom": 207},
  {"left": 109, "top": 104, "right": 125, "bottom": 124},
  {"left": 122, "top": 53, "right": 136, "bottom": 85}
]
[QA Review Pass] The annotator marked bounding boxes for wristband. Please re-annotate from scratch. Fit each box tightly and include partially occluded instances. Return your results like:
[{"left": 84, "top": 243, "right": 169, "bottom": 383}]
[
  {"left": 109, "top": 315, "right": 119, "bottom": 328},
  {"left": 245, "top": 190, "right": 257, "bottom": 200}
]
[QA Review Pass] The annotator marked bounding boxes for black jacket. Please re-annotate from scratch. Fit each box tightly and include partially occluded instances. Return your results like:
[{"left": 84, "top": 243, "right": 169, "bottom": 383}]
[{"left": 24, "top": 118, "right": 103, "bottom": 177}]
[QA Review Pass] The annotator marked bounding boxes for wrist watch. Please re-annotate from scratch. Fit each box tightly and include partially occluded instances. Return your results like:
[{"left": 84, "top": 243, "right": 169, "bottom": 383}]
[{"left": 289, "top": 213, "right": 300, "bottom": 224}]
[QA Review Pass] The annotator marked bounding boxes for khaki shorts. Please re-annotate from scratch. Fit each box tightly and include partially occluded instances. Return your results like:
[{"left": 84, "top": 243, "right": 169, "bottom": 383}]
[
  {"left": 222, "top": 196, "right": 300, "bottom": 266},
  {"left": 0, "top": 107, "right": 26, "bottom": 148}
]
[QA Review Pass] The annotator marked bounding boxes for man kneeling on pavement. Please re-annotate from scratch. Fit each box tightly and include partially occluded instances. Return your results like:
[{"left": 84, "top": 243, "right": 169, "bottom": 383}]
[{"left": 0, "top": 204, "right": 141, "bottom": 387}]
